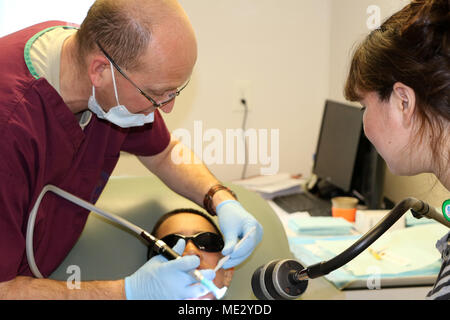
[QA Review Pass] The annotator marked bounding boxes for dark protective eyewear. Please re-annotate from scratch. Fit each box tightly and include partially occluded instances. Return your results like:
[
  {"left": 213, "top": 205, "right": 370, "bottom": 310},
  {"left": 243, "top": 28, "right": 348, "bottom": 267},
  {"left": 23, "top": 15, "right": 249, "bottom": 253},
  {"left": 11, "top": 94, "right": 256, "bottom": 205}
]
[
  {"left": 148, "top": 232, "right": 224, "bottom": 259},
  {"left": 96, "top": 41, "right": 190, "bottom": 108}
]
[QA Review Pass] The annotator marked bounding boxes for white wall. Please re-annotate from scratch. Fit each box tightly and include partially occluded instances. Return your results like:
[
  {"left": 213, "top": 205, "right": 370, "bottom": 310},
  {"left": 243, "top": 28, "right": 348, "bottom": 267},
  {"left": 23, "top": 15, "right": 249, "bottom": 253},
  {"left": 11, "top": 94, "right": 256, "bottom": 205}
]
[
  {"left": 169, "top": 0, "right": 331, "bottom": 180},
  {"left": 0, "top": 0, "right": 94, "bottom": 36},
  {"left": 114, "top": 0, "right": 333, "bottom": 181}
]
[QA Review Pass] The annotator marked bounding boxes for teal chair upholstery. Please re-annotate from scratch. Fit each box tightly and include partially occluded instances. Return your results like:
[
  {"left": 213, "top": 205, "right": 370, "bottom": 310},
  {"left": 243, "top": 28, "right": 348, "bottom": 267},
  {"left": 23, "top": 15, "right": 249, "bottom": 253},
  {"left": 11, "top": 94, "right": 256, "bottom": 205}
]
[{"left": 50, "top": 175, "right": 295, "bottom": 300}]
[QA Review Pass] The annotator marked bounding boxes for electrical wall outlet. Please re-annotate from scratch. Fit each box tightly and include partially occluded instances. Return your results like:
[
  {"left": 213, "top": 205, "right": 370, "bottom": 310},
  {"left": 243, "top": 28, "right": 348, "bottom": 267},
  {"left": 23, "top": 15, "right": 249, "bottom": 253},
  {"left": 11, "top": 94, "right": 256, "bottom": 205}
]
[{"left": 232, "top": 80, "right": 253, "bottom": 113}]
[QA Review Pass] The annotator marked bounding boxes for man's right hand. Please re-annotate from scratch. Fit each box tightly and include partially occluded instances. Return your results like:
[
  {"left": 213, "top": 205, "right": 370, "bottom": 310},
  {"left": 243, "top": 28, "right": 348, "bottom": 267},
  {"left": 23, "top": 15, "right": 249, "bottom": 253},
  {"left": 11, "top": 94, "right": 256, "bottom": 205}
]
[{"left": 124, "top": 239, "right": 215, "bottom": 300}]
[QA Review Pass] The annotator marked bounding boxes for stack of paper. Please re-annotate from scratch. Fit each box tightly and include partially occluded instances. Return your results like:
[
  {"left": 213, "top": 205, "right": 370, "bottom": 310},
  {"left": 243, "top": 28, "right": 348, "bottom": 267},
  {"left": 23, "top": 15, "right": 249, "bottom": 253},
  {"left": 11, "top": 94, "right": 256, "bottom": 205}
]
[
  {"left": 233, "top": 173, "right": 303, "bottom": 199},
  {"left": 288, "top": 217, "right": 355, "bottom": 236}
]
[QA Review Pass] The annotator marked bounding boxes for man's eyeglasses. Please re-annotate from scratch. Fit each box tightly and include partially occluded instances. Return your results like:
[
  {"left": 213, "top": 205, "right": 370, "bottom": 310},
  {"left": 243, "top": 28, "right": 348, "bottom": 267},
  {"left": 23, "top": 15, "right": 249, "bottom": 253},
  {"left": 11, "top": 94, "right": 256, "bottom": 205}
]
[
  {"left": 96, "top": 41, "right": 190, "bottom": 108},
  {"left": 148, "top": 232, "right": 224, "bottom": 259}
]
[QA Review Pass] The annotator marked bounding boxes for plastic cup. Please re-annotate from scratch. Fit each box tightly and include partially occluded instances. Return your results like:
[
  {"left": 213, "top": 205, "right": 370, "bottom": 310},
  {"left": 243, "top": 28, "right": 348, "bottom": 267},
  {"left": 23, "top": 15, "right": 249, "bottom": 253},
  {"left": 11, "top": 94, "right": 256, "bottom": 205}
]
[{"left": 331, "top": 197, "right": 358, "bottom": 222}]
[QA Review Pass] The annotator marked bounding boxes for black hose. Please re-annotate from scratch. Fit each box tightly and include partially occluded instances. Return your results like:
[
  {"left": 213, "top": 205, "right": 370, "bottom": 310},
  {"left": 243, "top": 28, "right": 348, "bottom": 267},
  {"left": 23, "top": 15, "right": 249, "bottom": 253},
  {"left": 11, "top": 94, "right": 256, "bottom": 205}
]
[{"left": 240, "top": 98, "right": 249, "bottom": 180}]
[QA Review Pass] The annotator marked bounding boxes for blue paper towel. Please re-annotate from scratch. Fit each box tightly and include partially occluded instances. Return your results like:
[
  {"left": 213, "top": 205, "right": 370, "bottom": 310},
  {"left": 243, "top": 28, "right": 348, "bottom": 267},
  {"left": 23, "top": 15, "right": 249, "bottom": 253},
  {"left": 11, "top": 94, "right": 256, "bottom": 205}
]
[{"left": 288, "top": 217, "right": 354, "bottom": 236}]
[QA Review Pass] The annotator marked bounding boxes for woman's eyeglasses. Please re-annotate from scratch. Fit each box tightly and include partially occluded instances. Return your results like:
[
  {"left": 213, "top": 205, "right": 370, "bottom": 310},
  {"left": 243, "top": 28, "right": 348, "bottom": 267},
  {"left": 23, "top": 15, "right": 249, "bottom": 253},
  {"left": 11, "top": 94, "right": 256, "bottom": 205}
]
[{"left": 148, "top": 232, "right": 224, "bottom": 259}]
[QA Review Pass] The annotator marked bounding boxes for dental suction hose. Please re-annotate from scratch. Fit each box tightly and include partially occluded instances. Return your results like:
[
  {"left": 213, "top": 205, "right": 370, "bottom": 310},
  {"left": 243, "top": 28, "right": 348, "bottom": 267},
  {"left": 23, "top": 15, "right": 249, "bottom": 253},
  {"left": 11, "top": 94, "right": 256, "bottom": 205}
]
[
  {"left": 26, "top": 185, "right": 189, "bottom": 277},
  {"left": 26, "top": 185, "right": 147, "bottom": 278},
  {"left": 26, "top": 185, "right": 226, "bottom": 299},
  {"left": 252, "top": 197, "right": 450, "bottom": 300}
]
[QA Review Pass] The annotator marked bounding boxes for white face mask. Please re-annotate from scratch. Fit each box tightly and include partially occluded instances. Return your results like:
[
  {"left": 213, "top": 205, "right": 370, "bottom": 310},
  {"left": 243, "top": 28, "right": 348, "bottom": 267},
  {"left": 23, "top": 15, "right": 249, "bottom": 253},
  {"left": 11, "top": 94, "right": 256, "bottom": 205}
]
[{"left": 88, "top": 62, "right": 154, "bottom": 128}]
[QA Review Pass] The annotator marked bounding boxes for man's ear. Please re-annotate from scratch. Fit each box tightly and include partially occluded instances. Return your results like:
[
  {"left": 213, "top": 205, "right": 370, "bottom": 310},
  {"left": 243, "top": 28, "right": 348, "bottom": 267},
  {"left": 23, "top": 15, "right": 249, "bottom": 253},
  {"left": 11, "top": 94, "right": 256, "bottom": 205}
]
[
  {"left": 392, "top": 82, "right": 416, "bottom": 127},
  {"left": 88, "top": 54, "right": 110, "bottom": 88},
  {"left": 223, "top": 267, "right": 235, "bottom": 287}
]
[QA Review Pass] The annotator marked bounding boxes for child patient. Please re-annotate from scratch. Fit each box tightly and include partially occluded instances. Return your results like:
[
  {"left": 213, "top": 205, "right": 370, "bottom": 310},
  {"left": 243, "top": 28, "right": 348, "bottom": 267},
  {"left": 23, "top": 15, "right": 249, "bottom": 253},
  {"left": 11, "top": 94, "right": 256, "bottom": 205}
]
[{"left": 148, "top": 208, "right": 234, "bottom": 299}]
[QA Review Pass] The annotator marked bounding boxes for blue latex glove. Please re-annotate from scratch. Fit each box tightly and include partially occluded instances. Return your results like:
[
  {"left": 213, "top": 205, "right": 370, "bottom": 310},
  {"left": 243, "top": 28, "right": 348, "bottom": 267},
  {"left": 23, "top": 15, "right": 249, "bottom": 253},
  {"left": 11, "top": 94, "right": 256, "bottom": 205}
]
[
  {"left": 124, "top": 239, "right": 216, "bottom": 300},
  {"left": 216, "top": 200, "right": 263, "bottom": 269}
]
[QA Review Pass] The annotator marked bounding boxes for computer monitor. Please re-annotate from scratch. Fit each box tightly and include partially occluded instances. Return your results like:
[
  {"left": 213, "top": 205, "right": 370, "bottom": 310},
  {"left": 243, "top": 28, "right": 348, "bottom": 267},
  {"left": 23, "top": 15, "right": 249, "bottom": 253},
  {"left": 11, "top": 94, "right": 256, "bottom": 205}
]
[{"left": 312, "top": 100, "right": 385, "bottom": 209}]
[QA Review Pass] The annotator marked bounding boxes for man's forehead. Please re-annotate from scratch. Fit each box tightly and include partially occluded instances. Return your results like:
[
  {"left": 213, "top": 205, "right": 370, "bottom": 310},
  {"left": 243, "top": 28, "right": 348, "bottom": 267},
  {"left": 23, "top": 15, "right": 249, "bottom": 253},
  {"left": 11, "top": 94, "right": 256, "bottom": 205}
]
[{"left": 135, "top": 39, "right": 196, "bottom": 93}]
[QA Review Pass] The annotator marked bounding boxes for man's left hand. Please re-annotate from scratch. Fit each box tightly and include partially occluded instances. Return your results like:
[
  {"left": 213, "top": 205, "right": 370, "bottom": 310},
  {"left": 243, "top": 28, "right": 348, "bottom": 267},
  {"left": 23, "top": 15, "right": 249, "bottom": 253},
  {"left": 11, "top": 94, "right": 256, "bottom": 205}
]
[{"left": 216, "top": 200, "right": 263, "bottom": 269}]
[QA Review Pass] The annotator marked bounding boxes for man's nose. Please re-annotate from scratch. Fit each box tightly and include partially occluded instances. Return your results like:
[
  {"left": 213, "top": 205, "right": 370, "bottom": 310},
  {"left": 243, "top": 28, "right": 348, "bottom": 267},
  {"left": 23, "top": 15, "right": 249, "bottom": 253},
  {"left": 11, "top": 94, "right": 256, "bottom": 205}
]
[{"left": 160, "top": 100, "right": 175, "bottom": 114}]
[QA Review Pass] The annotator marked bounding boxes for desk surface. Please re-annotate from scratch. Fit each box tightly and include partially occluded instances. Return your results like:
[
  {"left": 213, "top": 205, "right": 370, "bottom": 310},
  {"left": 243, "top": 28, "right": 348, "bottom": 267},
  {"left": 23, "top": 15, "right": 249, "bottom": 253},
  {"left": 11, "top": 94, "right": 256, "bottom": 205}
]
[{"left": 267, "top": 200, "right": 434, "bottom": 300}]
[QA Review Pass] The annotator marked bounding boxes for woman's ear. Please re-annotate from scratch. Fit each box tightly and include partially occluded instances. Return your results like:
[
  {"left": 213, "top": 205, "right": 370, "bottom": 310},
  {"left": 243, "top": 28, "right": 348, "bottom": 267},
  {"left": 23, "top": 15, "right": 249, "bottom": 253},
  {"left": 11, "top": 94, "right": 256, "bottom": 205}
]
[
  {"left": 392, "top": 82, "right": 416, "bottom": 127},
  {"left": 223, "top": 267, "right": 235, "bottom": 287}
]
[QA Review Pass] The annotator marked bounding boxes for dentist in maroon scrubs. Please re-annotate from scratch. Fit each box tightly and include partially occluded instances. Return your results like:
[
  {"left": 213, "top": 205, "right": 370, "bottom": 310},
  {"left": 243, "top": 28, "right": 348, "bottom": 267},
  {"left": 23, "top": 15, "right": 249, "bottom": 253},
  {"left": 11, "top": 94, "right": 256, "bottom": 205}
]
[{"left": 0, "top": 0, "right": 262, "bottom": 300}]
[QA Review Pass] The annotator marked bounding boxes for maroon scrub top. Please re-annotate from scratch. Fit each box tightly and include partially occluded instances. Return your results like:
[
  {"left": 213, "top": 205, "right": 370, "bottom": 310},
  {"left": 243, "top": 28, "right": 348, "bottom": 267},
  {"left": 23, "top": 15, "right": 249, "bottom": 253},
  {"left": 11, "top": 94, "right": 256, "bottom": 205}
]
[{"left": 0, "top": 21, "right": 171, "bottom": 281}]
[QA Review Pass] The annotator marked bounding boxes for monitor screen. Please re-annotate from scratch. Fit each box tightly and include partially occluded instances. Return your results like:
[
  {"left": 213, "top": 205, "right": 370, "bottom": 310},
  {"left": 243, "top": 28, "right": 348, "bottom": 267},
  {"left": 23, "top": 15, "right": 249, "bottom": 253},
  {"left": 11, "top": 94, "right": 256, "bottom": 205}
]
[{"left": 312, "top": 100, "right": 364, "bottom": 192}]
